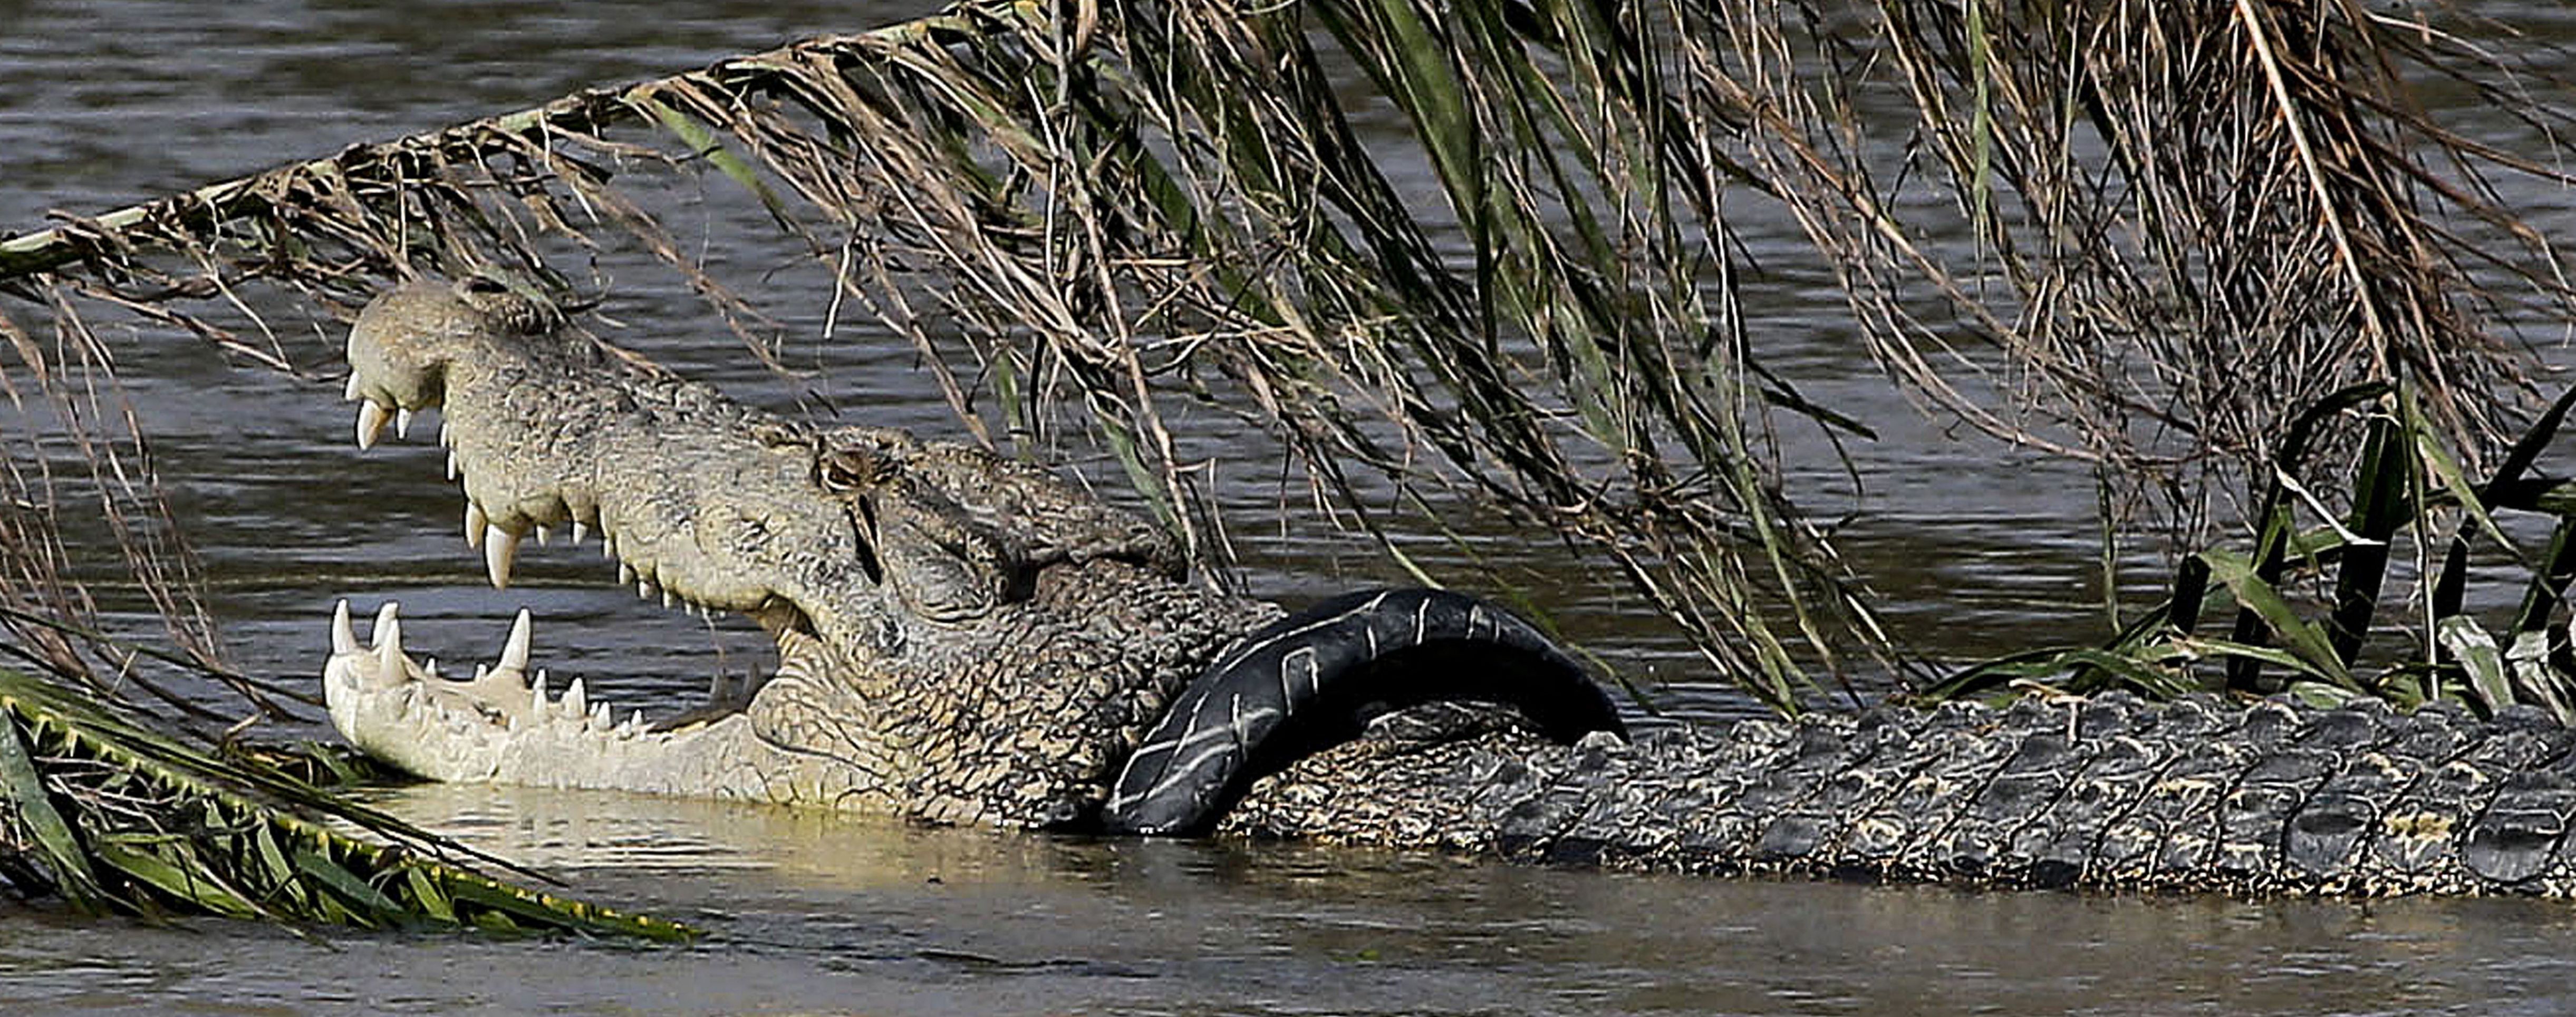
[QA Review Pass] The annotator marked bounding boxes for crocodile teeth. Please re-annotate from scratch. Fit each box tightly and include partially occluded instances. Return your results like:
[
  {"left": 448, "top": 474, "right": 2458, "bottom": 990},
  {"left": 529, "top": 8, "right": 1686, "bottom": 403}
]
[
  {"left": 639, "top": 579, "right": 657, "bottom": 600},
  {"left": 331, "top": 600, "right": 358, "bottom": 655},
  {"left": 499, "top": 608, "right": 532, "bottom": 673},
  {"left": 662, "top": 589, "right": 676, "bottom": 610},
  {"left": 617, "top": 561, "right": 635, "bottom": 585},
  {"left": 563, "top": 676, "right": 586, "bottom": 718},
  {"left": 529, "top": 672, "right": 549, "bottom": 717},
  {"left": 395, "top": 407, "right": 414, "bottom": 440},
  {"left": 485, "top": 525, "right": 520, "bottom": 589},
  {"left": 570, "top": 520, "right": 589, "bottom": 545},
  {"left": 343, "top": 374, "right": 363, "bottom": 401},
  {"left": 534, "top": 525, "right": 551, "bottom": 546},
  {"left": 371, "top": 602, "right": 403, "bottom": 670},
  {"left": 446, "top": 450, "right": 459, "bottom": 481},
  {"left": 356, "top": 400, "right": 391, "bottom": 450},
  {"left": 466, "top": 501, "right": 488, "bottom": 548}
]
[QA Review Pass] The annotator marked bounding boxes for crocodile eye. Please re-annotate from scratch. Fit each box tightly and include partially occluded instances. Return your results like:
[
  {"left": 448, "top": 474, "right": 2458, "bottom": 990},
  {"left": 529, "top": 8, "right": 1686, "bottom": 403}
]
[
  {"left": 818, "top": 450, "right": 872, "bottom": 493},
  {"left": 463, "top": 276, "right": 509, "bottom": 295},
  {"left": 818, "top": 443, "right": 895, "bottom": 494}
]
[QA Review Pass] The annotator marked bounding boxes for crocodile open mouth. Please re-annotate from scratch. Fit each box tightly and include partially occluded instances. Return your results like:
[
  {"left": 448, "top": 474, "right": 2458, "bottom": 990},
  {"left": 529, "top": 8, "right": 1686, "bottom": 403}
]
[
  {"left": 317, "top": 277, "right": 864, "bottom": 780},
  {"left": 317, "top": 389, "right": 829, "bottom": 776},
  {"left": 314, "top": 277, "right": 1303, "bottom": 824}
]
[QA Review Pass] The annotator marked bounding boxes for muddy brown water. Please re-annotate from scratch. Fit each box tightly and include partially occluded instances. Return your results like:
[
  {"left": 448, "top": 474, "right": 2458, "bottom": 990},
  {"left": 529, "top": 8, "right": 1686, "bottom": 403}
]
[{"left": 7, "top": 2, "right": 2576, "bottom": 1014}]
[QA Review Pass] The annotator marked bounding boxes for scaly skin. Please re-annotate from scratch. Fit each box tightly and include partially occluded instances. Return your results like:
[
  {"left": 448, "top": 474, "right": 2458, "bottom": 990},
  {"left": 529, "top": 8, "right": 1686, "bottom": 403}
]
[
  {"left": 325, "top": 276, "right": 2576, "bottom": 897},
  {"left": 1226, "top": 693, "right": 2576, "bottom": 896},
  {"left": 328, "top": 276, "right": 1278, "bottom": 827}
]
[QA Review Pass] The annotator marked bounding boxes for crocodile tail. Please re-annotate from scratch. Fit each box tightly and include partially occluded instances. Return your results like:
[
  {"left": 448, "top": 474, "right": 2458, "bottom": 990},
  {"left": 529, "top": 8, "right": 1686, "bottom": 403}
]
[{"left": 1100, "top": 588, "right": 1625, "bottom": 836}]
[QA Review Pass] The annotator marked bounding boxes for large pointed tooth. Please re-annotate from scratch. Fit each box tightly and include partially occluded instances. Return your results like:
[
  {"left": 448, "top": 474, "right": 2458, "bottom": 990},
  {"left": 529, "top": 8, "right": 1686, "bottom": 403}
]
[
  {"left": 617, "top": 561, "right": 635, "bottom": 585},
  {"left": 484, "top": 525, "right": 520, "bottom": 589},
  {"left": 343, "top": 375, "right": 363, "bottom": 401},
  {"left": 563, "top": 676, "right": 586, "bottom": 718},
  {"left": 466, "top": 501, "right": 488, "bottom": 548},
  {"left": 331, "top": 600, "right": 358, "bottom": 655},
  {"left": 500, "top": 608, "right": 532, "bottom": 673},
  {"left": 371, "top": 603, "right": 403, "bottom": 671},
  {"left": 356, "top": 400, "right": 390, "bottom": 450},
  {"left": 529, "top": 672, "right": 549, "bottom": 718},
  {"left": 601, "top": 532, "right": 616, "bottom": 558},
  {"left": 661, "top": 589, "right": 676, "bottom": 609},
  {"left": 446, "top": 450, "right": 459, "bottom": 481},
  {"left": 638, "top": 579, "right": 657, "bottom": 600},
  {"left": 591, "top": 701, "right": 612, "bottom": 731},
  {"left": 570, "top": 520, "right": 589, "bottom": 545},
  {"left": 395, "top": 407, "right": 414, "bottom": 439},
  {"left": 535, "top": 525, "right": 551, "bottom": 546}
]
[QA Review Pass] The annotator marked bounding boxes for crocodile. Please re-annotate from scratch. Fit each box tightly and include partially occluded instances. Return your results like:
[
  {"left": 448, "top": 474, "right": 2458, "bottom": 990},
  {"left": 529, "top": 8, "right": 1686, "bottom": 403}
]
[{"left": 324, "top": 275, "right": 2576, "bottom": 897}]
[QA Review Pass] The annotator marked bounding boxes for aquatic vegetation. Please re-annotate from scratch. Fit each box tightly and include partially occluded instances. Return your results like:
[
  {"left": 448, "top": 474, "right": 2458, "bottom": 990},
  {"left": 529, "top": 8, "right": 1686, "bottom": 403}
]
[
  {"left": 0, "top": 662, "right": 689, "bottom": 937},
  {"left": 1933, "top": 381, "right": 2576, "bottom": 717}
]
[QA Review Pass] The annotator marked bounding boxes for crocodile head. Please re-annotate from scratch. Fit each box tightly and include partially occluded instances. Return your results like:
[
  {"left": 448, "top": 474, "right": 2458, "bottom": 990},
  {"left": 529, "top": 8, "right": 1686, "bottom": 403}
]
[{"left": 322, "top": 275, "right": 1279, "bottom": 827}]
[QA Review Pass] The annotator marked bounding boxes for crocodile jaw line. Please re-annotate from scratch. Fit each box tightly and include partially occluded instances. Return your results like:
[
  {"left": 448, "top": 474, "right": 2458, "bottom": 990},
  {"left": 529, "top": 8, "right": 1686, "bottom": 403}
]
[
  {"left": 321, "top": 600, "right": 730, "bottom": 780},
  {"left": 327, "top": 279, "right": 857, "bottom": 778}
]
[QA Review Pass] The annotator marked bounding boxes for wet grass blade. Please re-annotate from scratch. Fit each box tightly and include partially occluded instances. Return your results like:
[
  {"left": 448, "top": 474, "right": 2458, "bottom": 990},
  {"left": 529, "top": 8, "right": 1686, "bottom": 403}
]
[
  {"left": 2324, "top": 414, "right": 2409, "bottom": 665},
  {"left": 2201, "top": 549, "right": 2353, "bottom": 689},
  {"left": 2437, "top": 616, "right": 2513, "bottom": 716},
  {"left": 0, "top": 712, "right": 103, "bottom": 911},
  {"left": 91, "top": 836, "right": 262, "bottom": 921},
  {"left": 630, "top": 92, "right": 793, "bottom": 230}
]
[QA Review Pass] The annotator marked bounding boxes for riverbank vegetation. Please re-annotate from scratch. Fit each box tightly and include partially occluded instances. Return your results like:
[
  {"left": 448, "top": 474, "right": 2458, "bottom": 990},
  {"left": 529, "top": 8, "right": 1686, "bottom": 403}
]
[{"left": 1, "top": 0, "right": 2574, "bottom": 921}]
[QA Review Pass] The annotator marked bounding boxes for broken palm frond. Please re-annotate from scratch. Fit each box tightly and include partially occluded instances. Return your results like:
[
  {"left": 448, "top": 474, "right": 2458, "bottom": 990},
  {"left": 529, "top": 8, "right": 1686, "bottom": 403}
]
[
  {"left": 1927, "top": 384, "right": 2576, "bottom": 716},
  {"left": 0, "top": 663, "right": 691, "bottom": 939},
  {"left": 0, "top": 0, "right": 2570, "bottom": 722}
]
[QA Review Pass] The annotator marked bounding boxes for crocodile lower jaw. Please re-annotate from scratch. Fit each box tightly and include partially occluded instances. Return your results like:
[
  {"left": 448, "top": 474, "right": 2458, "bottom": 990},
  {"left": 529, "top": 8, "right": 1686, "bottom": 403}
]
[{"left": 320, "top": 599, "right": 785, "bottom": 786}]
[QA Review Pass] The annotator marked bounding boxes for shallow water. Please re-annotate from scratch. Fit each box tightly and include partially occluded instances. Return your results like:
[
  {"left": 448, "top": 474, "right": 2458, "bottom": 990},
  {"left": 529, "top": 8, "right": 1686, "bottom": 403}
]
[
  {"left": 7, "top": 1, "right": 2576, "bottom": 1014},
  {"left": 12, "top": 780, "right": 2576, "bottom": 1017}
]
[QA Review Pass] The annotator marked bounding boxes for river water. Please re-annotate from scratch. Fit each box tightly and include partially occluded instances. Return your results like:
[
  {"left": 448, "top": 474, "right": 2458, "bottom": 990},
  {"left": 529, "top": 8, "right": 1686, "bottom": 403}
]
[{"left": 5, "top": 1, "right": 2576, "bottom": 1013}]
